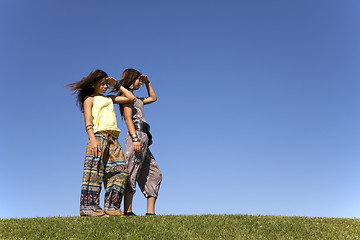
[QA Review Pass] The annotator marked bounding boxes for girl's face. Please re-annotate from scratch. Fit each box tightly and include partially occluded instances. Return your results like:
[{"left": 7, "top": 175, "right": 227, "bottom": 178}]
[
  {"left": 93, "top": 78, "right": 109, "bottom": 95},
  {"left": 132, "top": 76, "right": 143, "bottom": 90}
]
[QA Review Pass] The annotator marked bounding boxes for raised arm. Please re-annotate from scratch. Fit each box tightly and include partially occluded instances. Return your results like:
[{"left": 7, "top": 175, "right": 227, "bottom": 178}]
[
  {"left": 139, "top": 75, "right": 157, "bottom": 105},
  {"left": 107, "top": 77, "right": 135, "bottom": 104},
  {"left": 83, "top": 96, "right": 101, "bottom": 158}
]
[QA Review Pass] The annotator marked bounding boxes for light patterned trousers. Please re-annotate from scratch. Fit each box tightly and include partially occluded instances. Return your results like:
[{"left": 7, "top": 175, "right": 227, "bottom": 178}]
[{"left": 124, "top": 131, "right": 162, "bottom": 198}]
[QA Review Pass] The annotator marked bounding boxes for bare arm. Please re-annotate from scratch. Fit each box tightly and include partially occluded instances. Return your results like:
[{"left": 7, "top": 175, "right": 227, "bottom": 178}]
[
  {"left": 139, "top": 75, "right": 157, "bottom": 105},
  {"left": 124, "top": 103, "right": 141, "bottom": 154},
  {"left": 110, "top": 85, "right": 136, "bottom": 104},
  {"left": 106, "top": 77, "right": 135, "bottom": 104},
  {"left": 83, "top": 96, "right": 101, "bottom": 157}
]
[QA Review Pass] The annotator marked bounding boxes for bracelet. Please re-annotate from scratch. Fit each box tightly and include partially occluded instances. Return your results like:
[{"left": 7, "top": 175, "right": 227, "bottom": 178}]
[
  {"left": 130, "top": 133, "right": 139, "bottom": 142},
  {"left": 85, "top": 124, "right": 93, "bottom": 131},
  {"left": 114, "top": 82, "right": 121, "bottom": 91}
]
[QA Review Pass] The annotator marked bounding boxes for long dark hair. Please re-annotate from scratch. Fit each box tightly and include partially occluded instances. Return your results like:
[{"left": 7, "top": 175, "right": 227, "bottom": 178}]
[
  {"left": 117, "top": 68, "right": 141, "bottom": 118},
  {"left": 67, "top": 69, "right": 108, "bottom": 112}
]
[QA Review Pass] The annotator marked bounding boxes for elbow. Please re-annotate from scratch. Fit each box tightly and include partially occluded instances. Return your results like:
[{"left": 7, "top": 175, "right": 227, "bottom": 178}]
[
  {"left": 151, "top": 95, "right": 157, "bottom": 102},
  {"left": 124, "top": 97, "right": 132, "bottom": 104},
  {"left": 125, "top": 96, "right": 135, "bottom": 104}
]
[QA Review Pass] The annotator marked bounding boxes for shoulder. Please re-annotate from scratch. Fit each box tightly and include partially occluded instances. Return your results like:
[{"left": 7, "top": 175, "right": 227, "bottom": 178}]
[
  {"left": 124, "top": 98, "right": 136, "bottom": 108},
  {"left": 84, "top": 96, "right": 94, "bottom": 105},
  {"left": 124, "top": 102, "right": 133, "bottom": 108},
  {"left": 84, "top": 95, "right": 94, "bottom": 102}
]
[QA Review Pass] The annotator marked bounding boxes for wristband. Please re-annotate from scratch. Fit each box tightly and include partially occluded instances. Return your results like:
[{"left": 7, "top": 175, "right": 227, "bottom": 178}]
[{"left": 114, "top": 82, "right": 121, "bottom": 91}]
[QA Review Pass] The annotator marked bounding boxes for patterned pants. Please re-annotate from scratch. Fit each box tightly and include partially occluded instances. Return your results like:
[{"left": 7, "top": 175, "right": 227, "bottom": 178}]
[
  {"left": 80, "top": 132, "right": 128, "bottom": 214},
  {"left": 125, "top": 131, "right": 162, "bottom": 198}
]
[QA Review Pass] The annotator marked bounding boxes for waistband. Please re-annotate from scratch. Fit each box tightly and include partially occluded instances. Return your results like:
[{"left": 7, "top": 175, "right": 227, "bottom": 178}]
[
  {"left": 134, "top": 121, "right": 150, "bottom": 133},
  {"left": 133, "top": 121, "right": 152, "bottom": 146},
  {"left": 96, "top": 130, "right": 119, "bottom": 140}
]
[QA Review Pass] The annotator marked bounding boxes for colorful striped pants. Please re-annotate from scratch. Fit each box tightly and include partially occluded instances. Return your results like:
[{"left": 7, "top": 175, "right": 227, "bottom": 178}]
[
  {"left": 80, "top": 132, "right": 128, "bottom": 214},
  {"left": 124, "top": 131, "right": 162, "bottom": 198}
]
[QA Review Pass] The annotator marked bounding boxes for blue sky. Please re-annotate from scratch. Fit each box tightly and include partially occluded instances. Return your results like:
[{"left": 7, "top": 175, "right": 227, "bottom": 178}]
[{"left": 1, "top": 0, "right": 359, "bottom": 219}]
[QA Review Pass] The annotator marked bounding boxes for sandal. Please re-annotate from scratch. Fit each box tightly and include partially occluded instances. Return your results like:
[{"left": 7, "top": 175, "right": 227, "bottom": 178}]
[
  {"left": 104, "top": 209, "right": 124, "bottom": 216},
  {"left": 80, "top": 209, "right": 107, "bottom": 217},
  {"left": 124, "top": 211, "right": 137, "bottom": 216}
]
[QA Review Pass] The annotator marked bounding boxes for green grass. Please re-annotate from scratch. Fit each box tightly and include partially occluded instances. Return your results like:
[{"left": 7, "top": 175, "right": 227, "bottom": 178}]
[{"left": 1, "top": 214, "right": 359, "bottom": 239}]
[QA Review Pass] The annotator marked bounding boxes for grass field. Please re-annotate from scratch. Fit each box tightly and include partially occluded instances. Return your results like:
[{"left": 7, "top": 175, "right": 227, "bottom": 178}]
[{"left": 1, "top": 214, "right": 359, "bottom": 239}]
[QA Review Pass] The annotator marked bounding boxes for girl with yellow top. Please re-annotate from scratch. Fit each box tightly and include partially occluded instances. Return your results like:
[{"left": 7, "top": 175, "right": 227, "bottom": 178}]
[{"left": 68, "top": 69, "right": 135, "bottom": 217}]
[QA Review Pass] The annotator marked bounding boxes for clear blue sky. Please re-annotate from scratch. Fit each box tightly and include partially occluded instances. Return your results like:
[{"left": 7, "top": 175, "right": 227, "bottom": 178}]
[{"left": 1, "top": 0, "right": 359, "bottom": 219}]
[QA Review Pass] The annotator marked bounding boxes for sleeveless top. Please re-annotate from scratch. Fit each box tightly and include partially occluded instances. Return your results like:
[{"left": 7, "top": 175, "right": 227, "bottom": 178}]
[
  {"left": 92, "top": 95, "right": 120, "bottom": 138},
  {"left": 132, "top": 98, "right": 146, "bottom": 123}
]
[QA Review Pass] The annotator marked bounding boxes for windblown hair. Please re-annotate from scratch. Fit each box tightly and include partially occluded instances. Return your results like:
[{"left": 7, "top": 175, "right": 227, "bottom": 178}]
[
  {"left": 67, "top": 69, "right": 108, "bottom": 112},
  {"left": 117, "top": 68, "right": 141, "bottom": 118}
]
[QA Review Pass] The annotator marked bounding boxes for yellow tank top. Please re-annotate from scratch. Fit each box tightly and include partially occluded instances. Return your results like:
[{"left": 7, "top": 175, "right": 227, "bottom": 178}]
[{"left": 92, "top": 95, "right": 120, "bottom": 138}]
